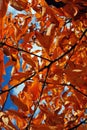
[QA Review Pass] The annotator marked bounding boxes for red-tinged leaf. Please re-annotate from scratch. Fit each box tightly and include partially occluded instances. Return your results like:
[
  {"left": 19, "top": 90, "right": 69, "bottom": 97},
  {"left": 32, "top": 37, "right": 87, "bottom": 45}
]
[
  {"left": 29, "top": 79, "right": 41, "bottom": 100},
  {"left": 78, "top": 124, "right": 87, "bottom": 130},
  {"left": 3, "top": 47, "right": 10, "bottom": 56},
  {"left": 54, "top": 16, "right": 65, "bottom": 29},
  {"left": 64, "top": 62, "right": 87, "bottom": 87},
  {"left": 23, "top": 32, "right": 35, "bottom": 44},
  {"left": 36, "top": 32, "right": 51, "bottom": 52},
  {"left": 10, "top": 95, "right": 28, "bottom": 111},
  {"left": 18, "top": 90, "right": 33, "bottom": 112},
  {"left": 9, "top": 77, "right": 22, "bottom": 86},
  {"left": 44, "top": 6, "right": 59, "bottom": 25},
  {"left": 12, "top": 71, "right": 32, "bottom": 81},
  {"left": 32, "top": 124, "right": 60, "bottom": 130},
  {"left": 20, "top": 32, "right": 34, "bottom": 49},
  {"left": 16, "top": 116, "right": 27, "bottom": 129},
  {"left": 9, "top": 70, "right": 32, "bottom": 86},
  {"left": 74, "top": 91, "right": 87, "bottom": 108},
  {"left": 22, "top": 53, "right": 36, "bottom": 69},
  {"left": 63, "top": 3, "right": 78, "bottom": 17},
  {"left": 40, "top": 105, "right": 64, "bottom": 126},
  {"left": 5, "top": 59, "right": 14, "bottom": 68},
  {"left": 8, "top": 109, "right": 27, "bottom": 118},
  {"left": 67, "top": 95, "right": 81, "bottom": 110},
  {"left": 0, "top": 0, "right": 9, "bottom": 18},
  {"left": 10, "top": 0, "right": 28, "bottom": 11}
]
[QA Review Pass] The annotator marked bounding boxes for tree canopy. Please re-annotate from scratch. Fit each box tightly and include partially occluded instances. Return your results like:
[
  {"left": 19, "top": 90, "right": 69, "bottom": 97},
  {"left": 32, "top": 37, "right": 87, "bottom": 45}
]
[{"left": 0, "top": 0, "right": 87, "bottom": 129}]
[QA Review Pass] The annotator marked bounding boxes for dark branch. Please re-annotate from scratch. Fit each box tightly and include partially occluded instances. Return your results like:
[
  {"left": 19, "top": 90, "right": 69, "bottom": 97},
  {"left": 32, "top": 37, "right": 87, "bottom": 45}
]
[
  {"left": 1, "top": 28, "right": 86, "bottom": 95},
  {"left": 79, "top": 28, "right": 87, "bottom": 40},
  {"left": 61, "top": 83, "right": 87, "bottom": 98},
  {"left": 1, "top": 42, "right": 51, "bottom": 62},
  {"left": 0, "top": 72, "right": 36, "bottom": 95},
  {"left": 68, "top": 118, "right": 87, "bottom": 130},
  {"left": 45, "top": 0, "right": 66, "bottom": 8}
]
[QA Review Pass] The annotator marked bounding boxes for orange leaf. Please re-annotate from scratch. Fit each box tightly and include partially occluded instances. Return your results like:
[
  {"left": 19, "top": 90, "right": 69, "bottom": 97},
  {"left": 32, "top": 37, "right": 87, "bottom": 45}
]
[
  {"left": 8, "top": 109, "right": 27, "bottom": 118},
  {"left": 32, "top": 124, "right": 57, "bottom": 130},
  {"left": 36, "top": 32, "right": 50, "bottom": 52},
  {"left": 29, "top": 79, "right": 41, "bottom": 100},
  {"left": 3, "top": 47, "right": 10, "bottom": 56},
  {"left": 0, "top": 85, "right": 8, "bottom": 105},
  {"left": 0, "top": 0, "right": 9, "bottom": 18},
  {"left": 10, "top": 0, "right": 28, "bottom": 11},
  {"left": 22, "top": 53, "right": 36, "bottom": 69},
  {"left": 10, "top": 95, "right": 28, "bottom": 111}
]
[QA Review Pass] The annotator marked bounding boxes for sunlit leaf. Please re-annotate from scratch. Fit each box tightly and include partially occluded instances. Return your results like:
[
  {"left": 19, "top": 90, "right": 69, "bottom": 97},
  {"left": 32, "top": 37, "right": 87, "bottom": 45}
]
[
  {"left": 22, "top": 53, "right": 36, "bottom": 69},
  {"left": 0, "top": 0, "right": 87, "bottom": 129}
]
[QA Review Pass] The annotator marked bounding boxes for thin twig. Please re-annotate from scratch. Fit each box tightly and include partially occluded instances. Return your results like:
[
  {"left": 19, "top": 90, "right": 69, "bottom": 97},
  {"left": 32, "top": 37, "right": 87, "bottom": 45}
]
[{"left": 60, "top": 83, "right": 87, "bottom": 98}]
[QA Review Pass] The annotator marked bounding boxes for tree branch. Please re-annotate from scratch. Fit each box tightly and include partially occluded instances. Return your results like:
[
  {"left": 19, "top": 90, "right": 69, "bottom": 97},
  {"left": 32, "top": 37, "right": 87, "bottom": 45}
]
[
  {"left": 79, "top": 28, "right": 87, "bottom": 40},
  {"left": 61, "top": 83, "right": 87, "bottom": 98},
  {"left": 1, "top": 28, "right": 86, "bottom": 94},
  {"left": 0, "top": 72, "right": 36, "bottom": 95},
  {"left": 45, "top": 0, "right": 66, "bottom": 8},
  {"left": 68, "top": 118, "right": 87, "bottom": 130},
  {"left": 0, "top": 42, "right": 51, "bottom": 62}
]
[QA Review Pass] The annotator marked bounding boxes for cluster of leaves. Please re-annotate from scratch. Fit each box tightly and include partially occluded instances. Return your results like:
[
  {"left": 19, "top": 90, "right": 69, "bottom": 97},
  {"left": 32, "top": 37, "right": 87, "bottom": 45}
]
[{"left": 0, "top": 0, "right": 87, "bottom": 129}]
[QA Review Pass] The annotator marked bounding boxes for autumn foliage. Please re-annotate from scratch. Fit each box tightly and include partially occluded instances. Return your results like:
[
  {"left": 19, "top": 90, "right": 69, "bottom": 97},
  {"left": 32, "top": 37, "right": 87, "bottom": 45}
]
[{"left": 0, "top": 0, "right": 87, "bottom": 129}]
